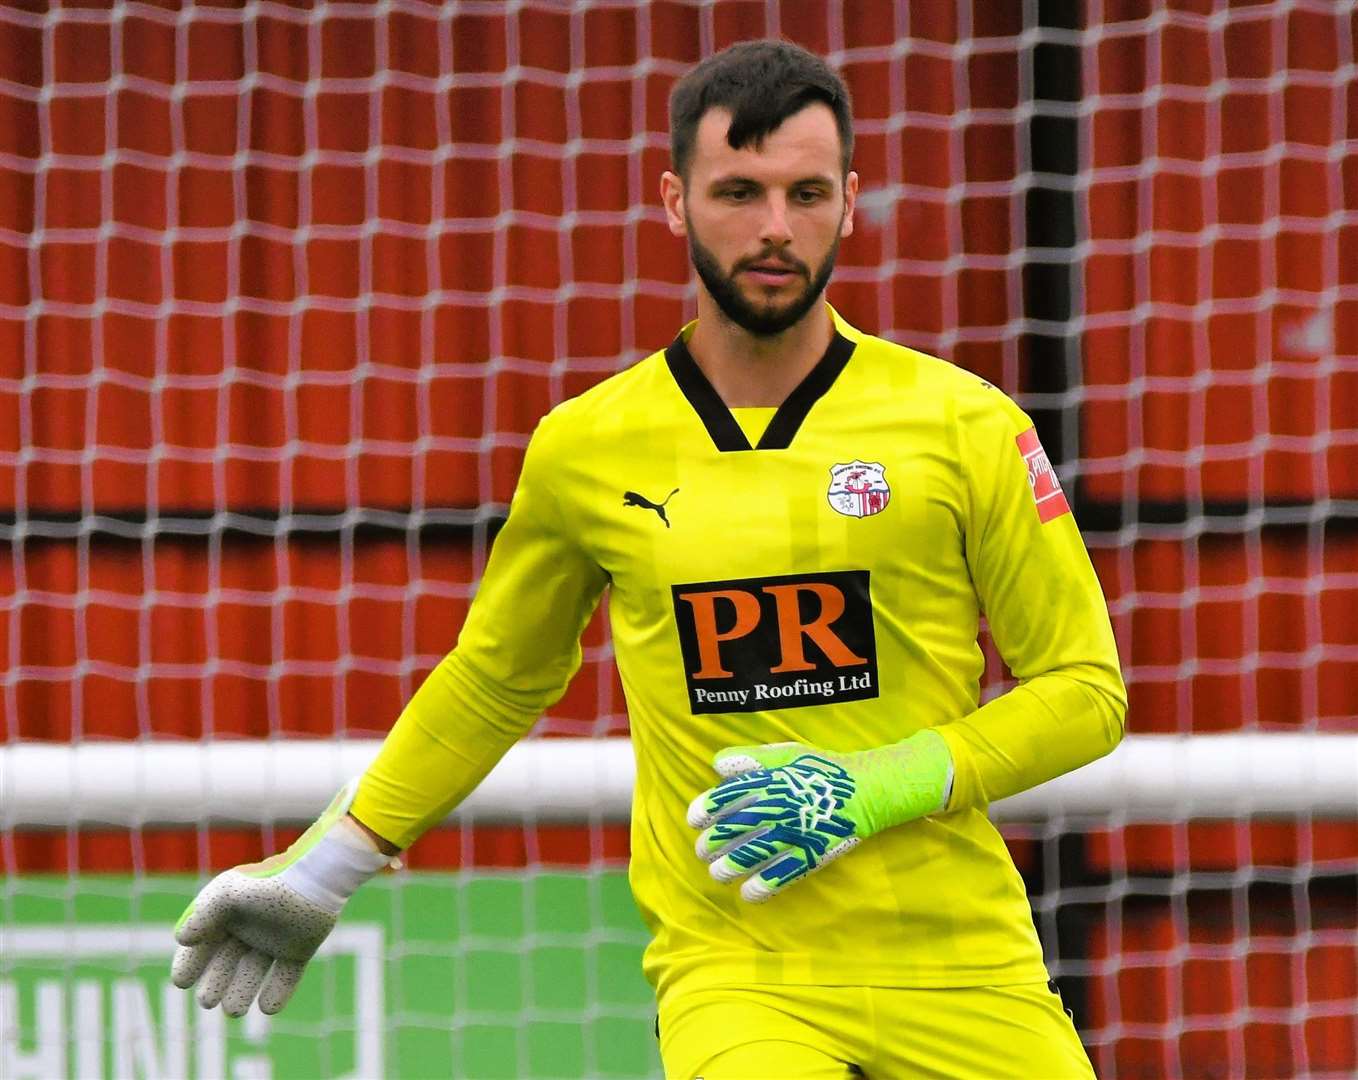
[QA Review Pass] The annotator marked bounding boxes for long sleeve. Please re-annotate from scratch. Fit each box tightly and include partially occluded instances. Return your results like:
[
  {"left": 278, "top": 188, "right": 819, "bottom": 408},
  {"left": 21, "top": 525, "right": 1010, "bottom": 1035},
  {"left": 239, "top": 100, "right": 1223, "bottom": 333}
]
[
  {"left": 934, "top": 392, "right": 1127, "bottom": 811},
  {"left": 351, "top": 411, "right": 609, "bottom": 848}
]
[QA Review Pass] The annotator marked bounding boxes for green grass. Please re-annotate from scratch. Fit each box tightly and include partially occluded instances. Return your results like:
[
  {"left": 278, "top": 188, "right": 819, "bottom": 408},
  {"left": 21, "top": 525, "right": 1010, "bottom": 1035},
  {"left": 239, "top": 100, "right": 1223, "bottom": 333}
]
[{"left": 2, "top": 872, "right": 662, "bottom": 1079}]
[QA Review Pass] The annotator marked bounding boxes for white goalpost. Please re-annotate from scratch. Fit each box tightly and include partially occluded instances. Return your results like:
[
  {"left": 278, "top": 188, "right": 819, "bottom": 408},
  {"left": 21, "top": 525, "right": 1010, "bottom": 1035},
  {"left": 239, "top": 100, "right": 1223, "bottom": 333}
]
[{"left": 5, "top": 734, "right": 1357, "bottom": 827}]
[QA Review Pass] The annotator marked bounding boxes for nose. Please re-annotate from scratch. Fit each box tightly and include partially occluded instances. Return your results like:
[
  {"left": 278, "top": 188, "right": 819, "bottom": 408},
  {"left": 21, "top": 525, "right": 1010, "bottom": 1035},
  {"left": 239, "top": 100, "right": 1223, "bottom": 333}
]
[{"left": 759, "top": 192, "right": 794, "bottom": 246}]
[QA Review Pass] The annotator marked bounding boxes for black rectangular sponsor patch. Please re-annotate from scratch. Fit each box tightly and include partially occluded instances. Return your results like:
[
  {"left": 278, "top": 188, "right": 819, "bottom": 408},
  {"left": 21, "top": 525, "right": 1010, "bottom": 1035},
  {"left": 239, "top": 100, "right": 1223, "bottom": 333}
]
[{"left": 671, "top": 570, "right": 878, "bottom": 714}]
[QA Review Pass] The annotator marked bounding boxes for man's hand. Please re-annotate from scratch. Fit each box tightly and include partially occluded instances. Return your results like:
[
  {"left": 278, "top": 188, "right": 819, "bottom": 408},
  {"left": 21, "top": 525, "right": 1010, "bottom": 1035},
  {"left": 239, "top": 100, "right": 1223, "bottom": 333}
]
[
  {"left": 171, "top": 780, "right": 396, "bottom": 1017},
  {"left": 170, "top": 865, "right": 341, "bottom": 1017},
  {"left": 687, "top": 729, "right": 953, "bottom": 903}
]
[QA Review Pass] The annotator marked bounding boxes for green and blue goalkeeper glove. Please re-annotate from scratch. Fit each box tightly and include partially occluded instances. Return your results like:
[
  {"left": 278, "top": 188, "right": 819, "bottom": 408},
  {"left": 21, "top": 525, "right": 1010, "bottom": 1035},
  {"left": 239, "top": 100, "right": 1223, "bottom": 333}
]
[
  {"left": 170, "top": 779, "right": 396, "bottom": 1017},
  {"left": 687, "top": 728, "right": 953, "bottom": 903}
]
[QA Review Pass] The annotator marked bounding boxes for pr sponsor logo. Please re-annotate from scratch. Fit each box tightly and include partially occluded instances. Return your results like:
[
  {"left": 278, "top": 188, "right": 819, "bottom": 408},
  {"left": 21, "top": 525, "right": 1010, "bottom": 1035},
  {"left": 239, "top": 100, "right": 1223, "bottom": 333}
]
[
  {"left": 1016, "top": 427, "right": 1070, "bottom": 523},
  {"left": 671, "top": 570, "right": 878, "bottom": 714}
]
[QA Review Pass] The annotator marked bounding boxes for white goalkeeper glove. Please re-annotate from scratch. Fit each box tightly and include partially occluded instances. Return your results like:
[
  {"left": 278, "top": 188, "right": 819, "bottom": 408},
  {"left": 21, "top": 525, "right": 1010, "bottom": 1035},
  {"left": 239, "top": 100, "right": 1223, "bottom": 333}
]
[{"left": 170, "top": 779, "right": 396, "bottom": 1017}]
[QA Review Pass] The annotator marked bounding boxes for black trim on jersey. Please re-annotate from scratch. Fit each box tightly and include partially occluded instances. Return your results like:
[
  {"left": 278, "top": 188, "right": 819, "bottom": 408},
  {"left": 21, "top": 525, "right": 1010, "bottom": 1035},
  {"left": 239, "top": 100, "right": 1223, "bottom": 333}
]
[
  {"left": 664, "top": 336, "right": 750, "bottom": 451},
  {"left": 664, "top": 329, "right": 857, "bottom": 452},
  {"left": 757, "top": 331, "right": 855, "bottom": 450}
]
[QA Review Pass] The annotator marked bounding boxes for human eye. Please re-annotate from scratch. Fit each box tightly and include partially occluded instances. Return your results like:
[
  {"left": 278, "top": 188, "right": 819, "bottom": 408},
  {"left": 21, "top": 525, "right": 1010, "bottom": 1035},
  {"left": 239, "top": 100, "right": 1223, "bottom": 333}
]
[
  {"left": 793, "top": 186, "right": 827, "bottom": 205},
  {"left": 721, "top": 185, "right": 755, "bottom": 202}
]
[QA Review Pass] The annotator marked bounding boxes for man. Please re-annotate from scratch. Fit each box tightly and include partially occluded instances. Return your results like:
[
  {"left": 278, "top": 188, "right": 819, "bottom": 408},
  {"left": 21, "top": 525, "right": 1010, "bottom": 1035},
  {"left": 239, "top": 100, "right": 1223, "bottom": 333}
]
[{"left": 172, "top": 41, "right": 1125, "bottom": 1078}]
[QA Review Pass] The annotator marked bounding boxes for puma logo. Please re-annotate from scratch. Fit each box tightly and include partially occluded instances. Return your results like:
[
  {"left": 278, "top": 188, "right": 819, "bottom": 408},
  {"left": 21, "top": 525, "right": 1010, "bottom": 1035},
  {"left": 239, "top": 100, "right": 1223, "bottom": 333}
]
[{"left": 623, "top": 488, "right": 679, "bottom": 528}]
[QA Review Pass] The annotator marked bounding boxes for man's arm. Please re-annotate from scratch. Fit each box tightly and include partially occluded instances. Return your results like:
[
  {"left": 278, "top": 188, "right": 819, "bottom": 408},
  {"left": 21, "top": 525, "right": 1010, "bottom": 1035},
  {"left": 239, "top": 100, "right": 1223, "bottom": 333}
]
[
  {"left": 935, "top": 391, "right": 1126, "bottom": 810},
  {"left": 173, "top": 409, "right": 608, "bottom": 1012},
  {"left": 349, "top": 406, "right": 609, "bottom": 849}
]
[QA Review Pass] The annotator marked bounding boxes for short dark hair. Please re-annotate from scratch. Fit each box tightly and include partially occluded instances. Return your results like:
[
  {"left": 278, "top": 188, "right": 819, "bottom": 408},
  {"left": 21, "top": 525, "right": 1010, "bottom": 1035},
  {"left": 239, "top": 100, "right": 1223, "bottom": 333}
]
[{"left": 669, "top": 40, "right": 854, "bottom": 181}]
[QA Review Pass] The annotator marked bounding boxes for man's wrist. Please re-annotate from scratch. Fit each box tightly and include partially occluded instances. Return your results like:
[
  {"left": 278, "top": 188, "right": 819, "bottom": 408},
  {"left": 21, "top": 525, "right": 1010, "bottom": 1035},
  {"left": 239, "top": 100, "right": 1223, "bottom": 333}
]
[
  {"left": 280, "top": 816, "right": 397, "bottom": 915},
  {"left": 852, "top": 729, "right": 954, "bottom": 836},
  {"left": 346, "top": 812, "right": 402, "bottom": 856}
]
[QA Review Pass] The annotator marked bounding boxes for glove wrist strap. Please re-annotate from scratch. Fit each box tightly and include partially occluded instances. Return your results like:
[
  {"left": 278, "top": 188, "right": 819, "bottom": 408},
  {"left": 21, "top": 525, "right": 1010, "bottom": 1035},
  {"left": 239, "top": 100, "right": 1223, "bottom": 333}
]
[
  {"left": 282, "top": 816, "right": 393, "bottom": 915},
  {"left": 851, "top": 728, "right": 954, "bottom": 836},
  {"left": 257, "top": 779, "right": 396, "bottom": 916}
]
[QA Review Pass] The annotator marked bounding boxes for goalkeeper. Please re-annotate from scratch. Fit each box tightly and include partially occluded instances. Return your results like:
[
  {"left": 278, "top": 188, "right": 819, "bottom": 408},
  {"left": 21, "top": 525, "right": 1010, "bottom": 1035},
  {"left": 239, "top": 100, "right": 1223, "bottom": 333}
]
[{"left": 173, "top": 40, "right": 1124, "bottom": 1078}]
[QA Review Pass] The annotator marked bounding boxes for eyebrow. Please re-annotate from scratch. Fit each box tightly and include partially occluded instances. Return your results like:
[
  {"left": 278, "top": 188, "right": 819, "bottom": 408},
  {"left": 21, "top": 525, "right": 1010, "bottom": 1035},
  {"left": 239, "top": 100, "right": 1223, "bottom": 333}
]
[{"left": 706, "top": 173, "right": 837, "bottom": 190}]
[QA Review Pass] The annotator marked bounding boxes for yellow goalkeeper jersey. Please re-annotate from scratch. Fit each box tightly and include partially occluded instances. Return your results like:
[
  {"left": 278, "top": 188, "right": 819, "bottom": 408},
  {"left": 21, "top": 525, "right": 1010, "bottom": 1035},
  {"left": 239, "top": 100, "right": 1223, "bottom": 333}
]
[{"left": 354, "top": 306, "right": 1126, "bottom": 996}]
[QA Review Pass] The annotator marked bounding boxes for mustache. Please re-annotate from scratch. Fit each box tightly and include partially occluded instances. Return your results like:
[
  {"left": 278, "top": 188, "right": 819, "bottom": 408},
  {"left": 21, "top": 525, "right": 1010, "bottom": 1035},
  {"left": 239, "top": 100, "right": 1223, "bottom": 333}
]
[{"left": 735, "top": 250, "right": 810, "bottom": 276}]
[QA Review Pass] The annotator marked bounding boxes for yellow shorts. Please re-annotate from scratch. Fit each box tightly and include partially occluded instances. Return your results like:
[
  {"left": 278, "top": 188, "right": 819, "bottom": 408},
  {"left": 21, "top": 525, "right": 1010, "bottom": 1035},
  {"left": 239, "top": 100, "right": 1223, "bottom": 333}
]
[{"left": 657, "top": 981, "right": 1095, "bottom": 1079}]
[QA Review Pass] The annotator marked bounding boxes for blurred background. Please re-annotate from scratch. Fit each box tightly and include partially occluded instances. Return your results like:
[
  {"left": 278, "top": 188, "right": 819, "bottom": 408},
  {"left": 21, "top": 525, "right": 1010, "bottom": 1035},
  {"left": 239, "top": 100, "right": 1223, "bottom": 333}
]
[{"left": 2, "top": 1, "right": 1355, "bottom": 1077}]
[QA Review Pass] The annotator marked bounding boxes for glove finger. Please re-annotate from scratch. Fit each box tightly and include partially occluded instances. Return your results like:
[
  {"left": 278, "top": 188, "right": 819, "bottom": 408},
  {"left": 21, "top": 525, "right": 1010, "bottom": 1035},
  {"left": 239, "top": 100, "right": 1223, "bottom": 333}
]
[
  {"left": 709, "top": 831, "right": 791, "bottom": 883},
  {"left": 696, "top": 820, "right": 772, "bottom": 863},
  {"left": 170, "top": 940, "right": 219, "bottom": 989},
  {"left": 174, "top": 874, "right": 234, "bottom": 945},
  {"left": 695, "top": 808, "right": 789, "bottom": 859},
  {"left": 196, "top": 936, "right": 248, "bottom": 1010},
  {"left": 741, "top": 836, "right": 861, "bottom": 904},
  {"left": 713, "top": 751, "right": 765, "bottom": 779},
  {"left": 712, "top": 742, "right": 805, "bottom": 777},
  {"left": 685, "top": 789, "right": 708, "bottom": 829},
  {"left": 686, "top": 778, "right": 769, "bottom": 829},
  {"left": 258, "top": 958, "right": 307, "bottom": 1015},
  {"left": 221, "top": 949, "right": 273, "bottom": 1018},
  {"left": 740, "top": 850, "right": 812, "bottom": 903}
]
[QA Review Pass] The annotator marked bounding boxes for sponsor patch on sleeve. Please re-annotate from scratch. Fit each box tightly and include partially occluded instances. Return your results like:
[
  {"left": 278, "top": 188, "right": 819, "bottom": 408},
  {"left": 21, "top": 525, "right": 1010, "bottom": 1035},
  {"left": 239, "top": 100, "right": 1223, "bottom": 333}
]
[{"left": 1016, "top": 427, "right": 1071, "bottom": 523}]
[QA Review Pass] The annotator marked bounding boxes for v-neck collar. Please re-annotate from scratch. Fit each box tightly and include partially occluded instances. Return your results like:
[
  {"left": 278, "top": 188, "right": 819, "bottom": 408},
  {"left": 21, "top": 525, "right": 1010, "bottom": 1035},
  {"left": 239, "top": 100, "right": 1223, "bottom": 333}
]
[{"left": 663, "top": 321, "right": 857, "bottom": 452}]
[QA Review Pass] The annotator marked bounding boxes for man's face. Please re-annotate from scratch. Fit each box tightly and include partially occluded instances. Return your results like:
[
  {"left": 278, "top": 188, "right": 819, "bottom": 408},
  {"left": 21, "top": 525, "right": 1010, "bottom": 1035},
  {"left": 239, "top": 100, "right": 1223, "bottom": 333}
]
[{"left": 663, "top": 103, "right": 857, "bottom": 338}]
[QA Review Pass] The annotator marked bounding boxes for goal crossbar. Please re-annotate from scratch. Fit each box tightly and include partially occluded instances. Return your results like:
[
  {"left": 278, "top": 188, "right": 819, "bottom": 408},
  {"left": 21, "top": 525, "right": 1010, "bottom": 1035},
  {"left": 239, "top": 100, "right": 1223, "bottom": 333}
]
[{"left": 4, "top": 735, "right": 1354, "bottom": 828}]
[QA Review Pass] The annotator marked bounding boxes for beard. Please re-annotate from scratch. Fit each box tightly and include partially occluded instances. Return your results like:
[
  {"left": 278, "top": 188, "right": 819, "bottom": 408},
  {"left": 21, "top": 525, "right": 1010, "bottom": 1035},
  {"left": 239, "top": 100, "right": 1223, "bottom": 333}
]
[{"left": 687, "top": 216, "right": 841, "bottom": 338}]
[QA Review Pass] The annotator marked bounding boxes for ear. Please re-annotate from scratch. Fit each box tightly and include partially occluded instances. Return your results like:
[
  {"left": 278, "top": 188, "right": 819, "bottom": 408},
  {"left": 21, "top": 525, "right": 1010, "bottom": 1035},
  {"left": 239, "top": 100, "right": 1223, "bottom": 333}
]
[
  {"left": 660, "top": 170, "right": 687, "bottom": 237},
  {"left": 840, "top": 171, "right": 859, "bottom": 239}
]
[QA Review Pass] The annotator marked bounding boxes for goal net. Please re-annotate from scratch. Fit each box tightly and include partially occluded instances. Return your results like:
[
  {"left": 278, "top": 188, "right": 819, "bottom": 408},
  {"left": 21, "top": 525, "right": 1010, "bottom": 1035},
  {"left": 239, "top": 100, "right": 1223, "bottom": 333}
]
[{"left": 3, "top": 3, "right": 1354, "bottom": 1077}]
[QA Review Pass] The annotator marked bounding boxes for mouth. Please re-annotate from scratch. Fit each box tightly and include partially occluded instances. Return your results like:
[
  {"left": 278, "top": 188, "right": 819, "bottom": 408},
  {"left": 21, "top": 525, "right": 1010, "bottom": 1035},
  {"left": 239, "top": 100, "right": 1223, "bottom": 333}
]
[{"left": 742, "top": 261, "right": 803, "bottom": 287}]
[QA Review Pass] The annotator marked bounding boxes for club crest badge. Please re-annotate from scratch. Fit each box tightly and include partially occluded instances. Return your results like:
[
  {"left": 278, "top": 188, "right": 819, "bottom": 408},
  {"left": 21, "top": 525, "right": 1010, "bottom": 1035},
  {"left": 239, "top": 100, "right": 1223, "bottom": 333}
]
[{"left": 827, "top": 461, "right": 890, "bottom": 518}]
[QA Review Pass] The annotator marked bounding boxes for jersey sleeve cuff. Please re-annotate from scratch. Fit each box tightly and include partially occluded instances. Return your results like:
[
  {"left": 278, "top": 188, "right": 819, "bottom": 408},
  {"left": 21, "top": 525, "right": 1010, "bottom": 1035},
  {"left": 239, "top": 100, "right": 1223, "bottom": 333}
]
[{"left": 932, "top": 723, "right": 985, "bottom": 813}]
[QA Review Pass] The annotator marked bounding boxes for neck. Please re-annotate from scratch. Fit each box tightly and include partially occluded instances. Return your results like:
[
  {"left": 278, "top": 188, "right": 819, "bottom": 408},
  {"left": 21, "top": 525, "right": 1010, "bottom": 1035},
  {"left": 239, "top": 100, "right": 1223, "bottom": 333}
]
[{"left": 685, "top": 293, "right": 834, "bottom": 408}]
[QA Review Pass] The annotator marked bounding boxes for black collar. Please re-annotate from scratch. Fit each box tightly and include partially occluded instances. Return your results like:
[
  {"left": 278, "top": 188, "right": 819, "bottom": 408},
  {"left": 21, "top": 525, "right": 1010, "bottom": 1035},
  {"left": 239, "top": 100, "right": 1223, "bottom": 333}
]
[{"left": 663, "top": 328, "right": 857, "bottom": 452}]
